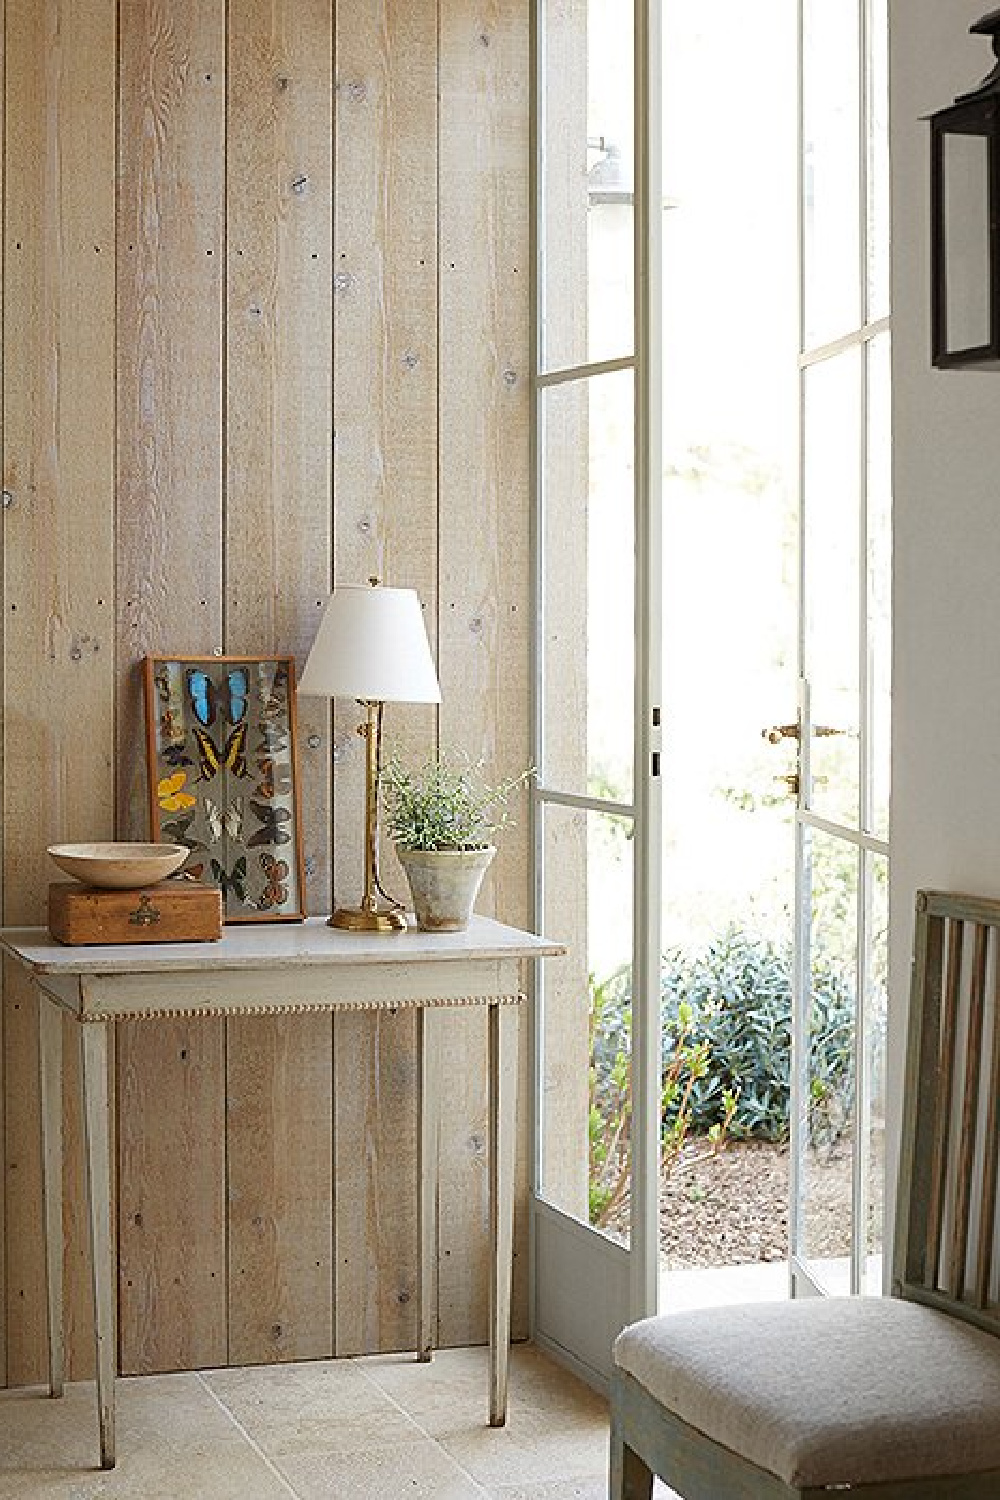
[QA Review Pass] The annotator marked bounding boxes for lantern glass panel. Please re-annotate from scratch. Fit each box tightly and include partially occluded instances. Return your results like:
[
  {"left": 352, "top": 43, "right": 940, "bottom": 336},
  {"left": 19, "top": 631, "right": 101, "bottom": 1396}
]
[{"left": 943, "top": 130, "right": 991, "bottom": 354}]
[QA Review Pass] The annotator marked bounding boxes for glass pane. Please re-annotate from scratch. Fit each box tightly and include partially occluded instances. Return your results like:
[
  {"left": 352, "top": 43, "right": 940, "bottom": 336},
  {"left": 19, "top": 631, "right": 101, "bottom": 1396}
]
[
  {"left": 944, "top": 131, "right": 991, "bottom": 353},
  {"left": 804, "top": 350, "right": 861, "bottom": 827},
  {"left": 662, "top": 0, "right": 797, "bottom": 510},
  {"left": 539, "top": 802, "right": 634, "bottom": 1247},
  {"left": 864, "top": 852, "right": 888, "bottom": 1294},
  {"left": 867, "top": 332, "right": 891, "bottom": 841},
  {"left": 541, "top": 0, "right": 634, "bottom": 372},
  {"left": 867, "top": 0, "right": 890, "bottom": 321},
  {"left": 800, "top": 828, "right": 858, "bottom": 1294},
  {"left": 541, "top": 370, "right": 635, "bottom": 802},
  {"left": 803, "top": 0, "right": 861, "bottom": 346}
]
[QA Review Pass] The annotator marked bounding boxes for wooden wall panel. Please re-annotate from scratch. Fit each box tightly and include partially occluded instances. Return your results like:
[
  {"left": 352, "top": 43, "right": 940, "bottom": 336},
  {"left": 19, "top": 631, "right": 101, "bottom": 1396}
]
[
  {"left": 331, "top": 0, "right": 438, "bottom": 1357},
  {"left": 225, "top": 0, "right": 335, "bottom": 1367},
  {"left": 2, "top": 0, "right": 117, "bottom": 1384},
  {"left": 115, "top": 0, "right": 228, "bottom": 1376},
  {"left": 1, "top": 0, "right": 532, "bottom": 1385},
  {"left": 437, "top": 0, "right": 531, "bottom": 1345},
  {"left": 118, "top": 1019, "right": 227, "bottom": 1373}
]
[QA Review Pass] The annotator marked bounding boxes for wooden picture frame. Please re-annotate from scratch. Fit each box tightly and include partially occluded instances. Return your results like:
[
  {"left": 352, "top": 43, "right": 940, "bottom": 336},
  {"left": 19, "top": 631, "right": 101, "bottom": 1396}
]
[{"left": 143, "top": 655, "right": 307, "bottom": 922}]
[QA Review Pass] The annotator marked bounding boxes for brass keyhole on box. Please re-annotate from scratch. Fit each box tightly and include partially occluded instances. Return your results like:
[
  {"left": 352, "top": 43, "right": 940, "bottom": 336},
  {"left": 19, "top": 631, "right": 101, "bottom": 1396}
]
[{"left": 129, "top": 895, "right": 162, "bottom": 927}]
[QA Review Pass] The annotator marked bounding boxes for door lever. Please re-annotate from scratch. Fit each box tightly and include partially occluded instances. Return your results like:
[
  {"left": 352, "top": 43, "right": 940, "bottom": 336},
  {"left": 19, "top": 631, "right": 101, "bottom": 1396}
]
[{"left": 763, "top": 722, "right": 850, "bottom": 745}]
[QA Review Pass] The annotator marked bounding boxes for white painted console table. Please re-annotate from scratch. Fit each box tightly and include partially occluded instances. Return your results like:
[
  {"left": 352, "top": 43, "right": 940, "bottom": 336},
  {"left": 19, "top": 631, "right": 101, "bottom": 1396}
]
[{"left": 0, "top": 916, "right": 563, "bottom": 1470}]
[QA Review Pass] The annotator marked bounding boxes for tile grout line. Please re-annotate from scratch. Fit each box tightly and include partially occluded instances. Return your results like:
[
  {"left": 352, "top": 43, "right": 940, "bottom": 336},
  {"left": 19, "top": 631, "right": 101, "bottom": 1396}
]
[
  {"left": 194, "top": 1371, "right": 302, "bottom": 1500},
  {"left": 352, "top": 1356, "right": 493, "bottom": 1497}
]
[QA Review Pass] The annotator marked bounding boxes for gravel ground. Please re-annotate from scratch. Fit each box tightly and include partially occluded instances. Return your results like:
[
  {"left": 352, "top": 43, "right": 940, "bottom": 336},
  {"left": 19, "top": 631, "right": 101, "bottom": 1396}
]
[{"left": 659, "top": 1136, "right": 853, "bottom": 1268}]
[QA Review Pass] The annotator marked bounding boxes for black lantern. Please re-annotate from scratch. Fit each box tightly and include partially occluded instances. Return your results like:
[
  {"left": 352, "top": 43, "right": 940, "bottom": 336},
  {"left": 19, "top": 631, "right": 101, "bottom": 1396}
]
[{"left": 929, "top": 9, "right": 1000, "bottom": 367}]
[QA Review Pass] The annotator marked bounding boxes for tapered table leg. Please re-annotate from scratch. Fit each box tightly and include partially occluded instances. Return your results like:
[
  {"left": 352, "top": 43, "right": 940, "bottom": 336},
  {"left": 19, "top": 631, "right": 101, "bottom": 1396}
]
[
  {"left": 80, "top": 1022, "right": 115, "bottom": 1469},
  {"left": 418, "top": 1007, "right": 441, "bottom": 1362},
  {"left": 38, "top": 994, "right": 64, "bottom": 1399},
  {"left": 488, "top": 1002, "right": 518, "bottom": 1427}
]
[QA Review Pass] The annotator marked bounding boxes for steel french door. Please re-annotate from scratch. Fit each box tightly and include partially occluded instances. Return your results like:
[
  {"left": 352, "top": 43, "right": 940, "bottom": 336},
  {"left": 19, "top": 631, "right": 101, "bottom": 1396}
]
[
  {"left": 787, "top": 0, "right": 891, "bottom": 1299},
  {"left": 529, "top": 0, "right": 661, "bottom": 1387}
]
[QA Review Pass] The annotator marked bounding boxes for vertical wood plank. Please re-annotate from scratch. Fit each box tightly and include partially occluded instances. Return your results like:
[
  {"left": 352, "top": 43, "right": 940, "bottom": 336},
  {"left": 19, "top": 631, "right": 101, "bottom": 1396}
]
[
  {"left": 2, "top": 0, "right": 116, "bottom": 1385},
  {"left": 926, "top": 916, "right": 963, "bottom": 1288},
  {"left": 437, "top": 0, "right": 531, "bottom": 1346},
  {"left": 950, "top": 920, "right": 987, "bottom": 1300},
  {"left": 117, "top": 1019, "right": 227, "bottom": 1373},
  {"left": 975, "top": 931, "right": 1000, "bottom": 1307},
  {"left": 116, "top": 0, "right": 227, "bottom": 1375},
  {"left": 332, "top": 0, "right": 439, "bottom": 1356},
  {"left": 226, "top": 0, "right": 334, "bottom": 912},
  {"left": 226, "top": 1016, "right": 333, "bottom": 1364},
  {"left": 117, "top": 0, "right": 226, "bottom": 830},
  {"left": 225, "top": 0, "right": 335, "bottom": 1368},
  {"left": 334, "top": 1008, "right": 419, "bottom": 1354}
]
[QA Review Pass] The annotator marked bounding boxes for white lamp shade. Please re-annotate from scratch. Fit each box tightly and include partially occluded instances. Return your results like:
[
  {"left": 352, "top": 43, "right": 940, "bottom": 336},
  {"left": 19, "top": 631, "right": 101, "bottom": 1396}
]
[{"left": 298, "top": 583, "right": 442, "bottom": 704}]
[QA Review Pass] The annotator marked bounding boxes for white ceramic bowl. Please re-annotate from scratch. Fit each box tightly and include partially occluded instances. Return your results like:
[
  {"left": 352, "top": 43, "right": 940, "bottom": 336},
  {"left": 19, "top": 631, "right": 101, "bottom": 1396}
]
[{"left": 47, "top": 842, "right": 189, "bottom": 890}]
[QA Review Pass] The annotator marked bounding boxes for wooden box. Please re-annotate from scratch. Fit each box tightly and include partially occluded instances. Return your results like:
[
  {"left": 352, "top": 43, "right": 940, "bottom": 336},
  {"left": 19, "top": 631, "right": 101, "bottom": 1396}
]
[{"left": 48, "top": 881, "right": 223, "bottom": 945}]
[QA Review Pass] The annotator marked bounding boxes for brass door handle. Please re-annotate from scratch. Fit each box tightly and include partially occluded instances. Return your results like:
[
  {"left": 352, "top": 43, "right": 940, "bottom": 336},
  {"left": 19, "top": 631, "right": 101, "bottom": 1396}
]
[{"left": 763, "top": 722, "right": 850, "bottom": 744}]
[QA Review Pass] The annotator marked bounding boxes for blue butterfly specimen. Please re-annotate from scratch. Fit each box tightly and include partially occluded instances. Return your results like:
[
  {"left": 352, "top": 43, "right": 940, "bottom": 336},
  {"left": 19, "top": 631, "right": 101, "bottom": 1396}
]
[
  {"left": 247, "top": 799, "right": 291, "bottom": 848},
  {"left": 211, "top": 855, "right": 248, "bottom": 904},
  {"left": 228, "top": 668, "right": 249, "bottom": 724},
  {"left": 187, "top": 667, "right": 250, "bottom": 728}
]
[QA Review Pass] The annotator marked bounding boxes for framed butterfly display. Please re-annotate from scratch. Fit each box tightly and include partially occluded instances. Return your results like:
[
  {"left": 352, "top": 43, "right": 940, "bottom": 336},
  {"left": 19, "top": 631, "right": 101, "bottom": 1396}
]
[{"left": 143, "top": 656, "right": 306, "bottom": 921}]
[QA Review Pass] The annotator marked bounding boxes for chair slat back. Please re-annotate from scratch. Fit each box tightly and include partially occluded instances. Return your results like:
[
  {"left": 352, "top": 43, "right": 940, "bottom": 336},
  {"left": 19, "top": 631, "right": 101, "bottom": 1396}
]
[{"left": 895, "top": 891, "right": 1000, "bottom": 1335}]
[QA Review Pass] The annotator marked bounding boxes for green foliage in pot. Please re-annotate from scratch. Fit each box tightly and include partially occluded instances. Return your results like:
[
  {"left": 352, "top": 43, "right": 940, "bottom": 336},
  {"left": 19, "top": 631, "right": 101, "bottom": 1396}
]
[{"left": 382, "top": 755, "right": 534, "bottom": 852}]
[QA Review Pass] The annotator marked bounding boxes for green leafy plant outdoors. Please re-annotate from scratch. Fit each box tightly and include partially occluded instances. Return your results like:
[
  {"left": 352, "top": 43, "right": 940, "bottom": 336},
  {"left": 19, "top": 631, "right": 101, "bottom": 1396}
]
[
  {"left": 381, "top": 756, "right": 533, "bottom": 851},
  {"left": 587, "top": 926, "right": 862, "bottom": 1228},
  {"left": 588, "top": 969, "right": 737, "bottom": 1229}
]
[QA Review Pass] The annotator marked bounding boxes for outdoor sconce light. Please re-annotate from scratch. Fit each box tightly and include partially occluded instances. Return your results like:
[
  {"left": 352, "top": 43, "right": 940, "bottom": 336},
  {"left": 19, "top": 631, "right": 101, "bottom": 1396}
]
[{"left": 929, "top": 8, "right": 1000, "bottom": 367}]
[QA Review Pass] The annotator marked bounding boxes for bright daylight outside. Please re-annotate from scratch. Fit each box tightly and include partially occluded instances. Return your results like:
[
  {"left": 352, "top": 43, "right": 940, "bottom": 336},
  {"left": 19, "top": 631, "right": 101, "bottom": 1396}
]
[{"left": 538, "top": 0, "right": 890, "bottom": 1310}]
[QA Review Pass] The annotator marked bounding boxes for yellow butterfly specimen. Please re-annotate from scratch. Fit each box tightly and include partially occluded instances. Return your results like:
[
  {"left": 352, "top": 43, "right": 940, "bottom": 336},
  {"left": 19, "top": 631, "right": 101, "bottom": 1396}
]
[
  {"left": 193, "top": 721, "right": 248, "bottom": 782},
  {"left": 158, "top": 771, "right": 196, "bottom": 813}
]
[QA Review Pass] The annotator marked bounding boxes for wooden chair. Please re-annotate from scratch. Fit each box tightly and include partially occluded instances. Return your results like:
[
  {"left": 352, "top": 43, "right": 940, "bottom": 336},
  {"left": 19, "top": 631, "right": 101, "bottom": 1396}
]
[{"left": 610, "top": 890, "right": 1000, "bottom": 1499}]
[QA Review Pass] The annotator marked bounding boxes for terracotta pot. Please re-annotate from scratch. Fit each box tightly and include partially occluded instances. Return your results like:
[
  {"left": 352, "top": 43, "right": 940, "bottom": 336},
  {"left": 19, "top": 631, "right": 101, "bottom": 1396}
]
[{"left": 395, "top": 844, "right": 496, "bottom": 931}]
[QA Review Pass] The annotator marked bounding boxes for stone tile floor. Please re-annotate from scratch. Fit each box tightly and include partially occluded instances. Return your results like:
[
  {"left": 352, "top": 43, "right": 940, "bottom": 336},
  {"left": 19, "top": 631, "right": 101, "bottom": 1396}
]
[{"left": 0, "top": 1343, "right": 678, "bottom": 1499}]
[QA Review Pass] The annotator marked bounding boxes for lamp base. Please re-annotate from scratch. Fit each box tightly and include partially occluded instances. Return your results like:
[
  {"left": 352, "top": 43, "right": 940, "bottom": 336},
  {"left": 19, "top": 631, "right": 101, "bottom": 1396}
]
[{"left": 329, "top": 906, "right": 407, "bottom": 934}]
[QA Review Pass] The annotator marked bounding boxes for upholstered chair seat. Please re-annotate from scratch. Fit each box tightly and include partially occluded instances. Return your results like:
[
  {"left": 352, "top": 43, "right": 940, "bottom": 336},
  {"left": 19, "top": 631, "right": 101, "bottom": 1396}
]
[{"left": 613, "top": 1296, "right": 1000, "bottom": 1491}]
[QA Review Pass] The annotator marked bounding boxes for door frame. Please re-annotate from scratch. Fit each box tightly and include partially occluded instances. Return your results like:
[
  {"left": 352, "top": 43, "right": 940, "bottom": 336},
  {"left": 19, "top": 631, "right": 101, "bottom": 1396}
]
[
  {"left": 528, "top": 0, "right": 663, "bottom": 1389},
  {"left": 790, "top": 0, "right": 891, "bottom": 1299}
]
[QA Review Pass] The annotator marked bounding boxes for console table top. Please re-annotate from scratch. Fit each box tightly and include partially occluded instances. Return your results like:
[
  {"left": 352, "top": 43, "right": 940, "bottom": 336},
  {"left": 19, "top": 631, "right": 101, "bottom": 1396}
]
[{"left": 0, "top": 913, "right": 565, "bottom": 977}]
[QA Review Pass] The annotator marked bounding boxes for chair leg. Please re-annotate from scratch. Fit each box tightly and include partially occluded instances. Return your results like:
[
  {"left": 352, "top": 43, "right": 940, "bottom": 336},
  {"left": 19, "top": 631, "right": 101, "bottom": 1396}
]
[{"left": 611, "top": 1422, "right": 654, "bottom": 1500}]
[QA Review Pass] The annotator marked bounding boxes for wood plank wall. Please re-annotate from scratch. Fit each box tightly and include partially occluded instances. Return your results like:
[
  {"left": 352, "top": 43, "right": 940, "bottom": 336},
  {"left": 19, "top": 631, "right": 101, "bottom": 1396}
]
[{"left": 1, "top": 0, "right": 529, "bottom": 1384}]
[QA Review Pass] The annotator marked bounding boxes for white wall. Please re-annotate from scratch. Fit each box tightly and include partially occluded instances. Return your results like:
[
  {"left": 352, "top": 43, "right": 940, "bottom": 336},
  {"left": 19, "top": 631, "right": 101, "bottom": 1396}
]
[{"left": 888, "top": 0, "right": 1000, "bottom": 1272}]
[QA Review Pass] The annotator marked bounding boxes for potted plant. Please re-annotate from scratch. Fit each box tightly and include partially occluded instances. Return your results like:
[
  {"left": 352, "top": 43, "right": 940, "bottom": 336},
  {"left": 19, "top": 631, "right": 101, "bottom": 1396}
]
[{"left": 382, "top": 755, "right": 533, "bottom": 931}]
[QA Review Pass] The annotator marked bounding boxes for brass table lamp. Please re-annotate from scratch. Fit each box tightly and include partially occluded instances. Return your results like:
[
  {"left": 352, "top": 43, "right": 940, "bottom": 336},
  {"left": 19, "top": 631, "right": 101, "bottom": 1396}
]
[{"left": 298, "top": 579, "right": 441, "bottom": 932}]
